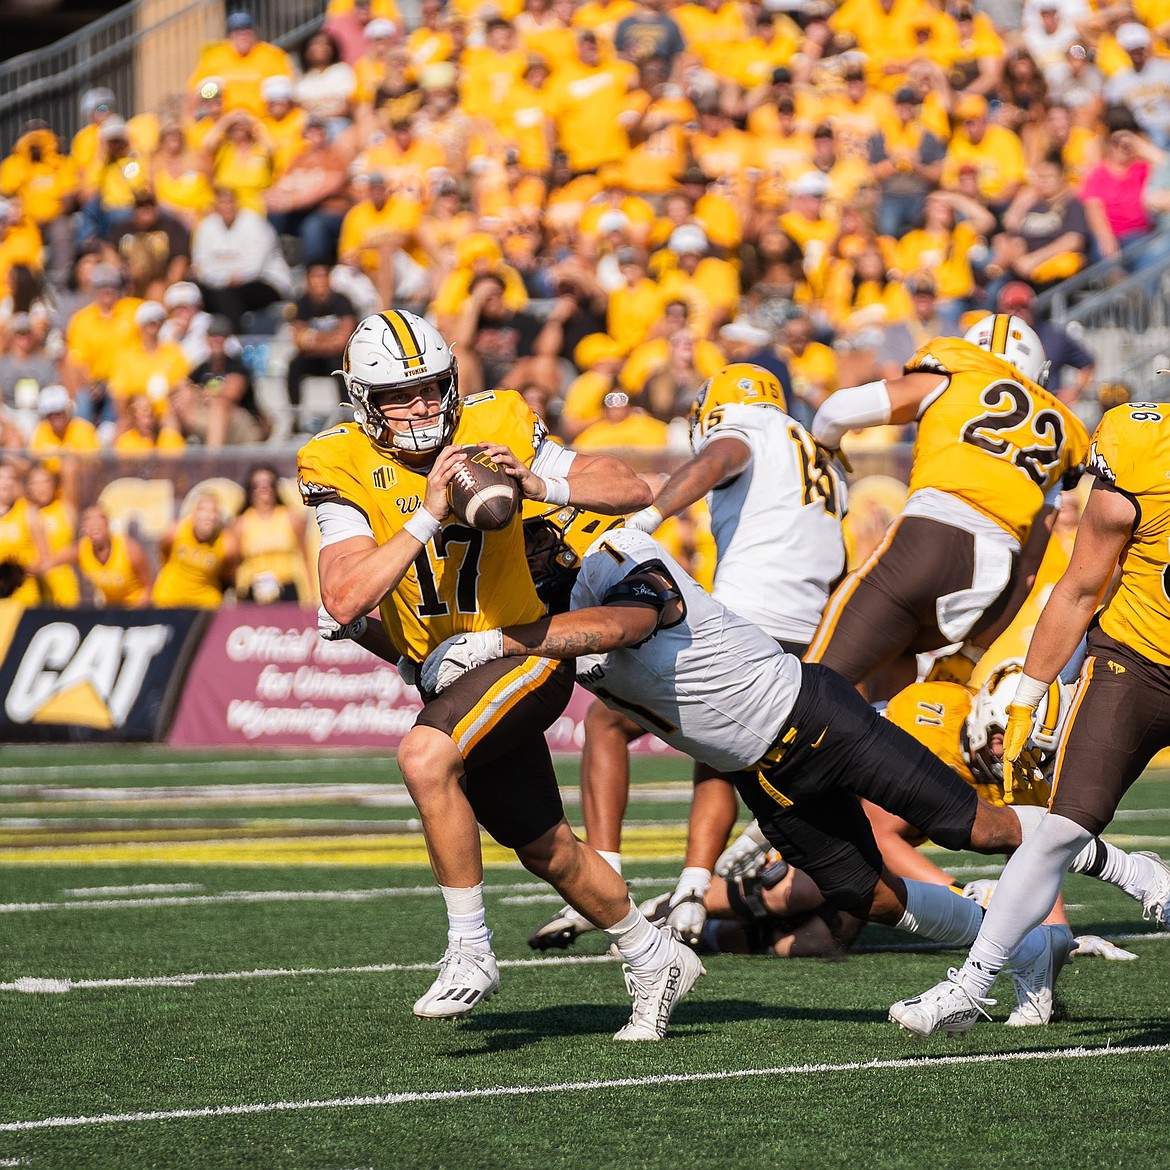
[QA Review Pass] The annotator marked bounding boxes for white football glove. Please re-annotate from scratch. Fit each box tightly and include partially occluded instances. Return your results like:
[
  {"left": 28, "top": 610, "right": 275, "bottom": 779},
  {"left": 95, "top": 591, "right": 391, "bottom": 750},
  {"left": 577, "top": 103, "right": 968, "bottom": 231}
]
[
  {"left": 318, "top": 604, "right": 367, "bottom": 642},
  {"left": 715, "top": 821, "right": 771, "bottom": 881},
  {"left": 962, "top": 879, "right": 999, "bottom": 910},
  {"left": 421, "top": 629, "right": 505, "bottom": 694},
  {"left": 665, "top": 890, "right": 707, "bottom": 949},
  {"left": 625, "top": 505, "right": 664, "bottom": 534},
  {"left": 1072, "top": 934, "right": 1139, "bottom": 961}
]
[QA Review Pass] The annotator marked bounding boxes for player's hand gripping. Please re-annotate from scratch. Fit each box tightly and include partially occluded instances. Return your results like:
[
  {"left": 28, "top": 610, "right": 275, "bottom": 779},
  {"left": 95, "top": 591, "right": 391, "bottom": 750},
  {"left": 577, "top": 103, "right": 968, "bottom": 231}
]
[
  {"left": 421, "top": 630, "right": 505, "bottom": 694},
  {"left": 475, "top": 444, "right": 544, "bottom": 499},
  {"left": 1002, "top": 702, "right": 1040, "bottom": 803},
  {"left": 422, "top": 445, "right": 469, "bottom": 522},
  {"left": 318, "top": 604, "right": 367, "bottom": 642}
]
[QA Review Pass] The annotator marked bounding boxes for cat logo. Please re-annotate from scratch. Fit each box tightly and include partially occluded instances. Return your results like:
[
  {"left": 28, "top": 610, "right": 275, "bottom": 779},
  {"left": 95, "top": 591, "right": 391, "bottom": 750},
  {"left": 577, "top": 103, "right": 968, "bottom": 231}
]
[
  {"left": 1107, "top": 660, "right": 1127, "bottom": 675},
  {"left": 371, "top": 465, "right": 398, "bottom": 490},
  {"left": 4, "top": 622, "right": 172, "bottom": 729}
]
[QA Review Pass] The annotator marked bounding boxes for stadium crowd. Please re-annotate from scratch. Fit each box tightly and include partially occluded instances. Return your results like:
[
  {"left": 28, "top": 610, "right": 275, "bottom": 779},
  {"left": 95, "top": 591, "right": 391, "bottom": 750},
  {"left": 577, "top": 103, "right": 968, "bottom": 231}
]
[{"left": 2, "top": 0, "right": 1170, "bottom": 603}]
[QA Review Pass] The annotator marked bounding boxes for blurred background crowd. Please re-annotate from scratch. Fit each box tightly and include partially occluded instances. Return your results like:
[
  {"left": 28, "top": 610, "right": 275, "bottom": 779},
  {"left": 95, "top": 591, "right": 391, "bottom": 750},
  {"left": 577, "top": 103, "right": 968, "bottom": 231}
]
[{"left": 2, "top": 0, "right": 1170, "bottom": 605}]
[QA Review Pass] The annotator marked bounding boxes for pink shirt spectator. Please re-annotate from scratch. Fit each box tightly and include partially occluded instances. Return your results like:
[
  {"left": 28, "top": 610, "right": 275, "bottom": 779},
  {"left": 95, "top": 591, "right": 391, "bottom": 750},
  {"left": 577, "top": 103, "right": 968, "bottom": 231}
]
[{"left": 1080, "top": 159, "right": 1153, "bottom": 238}]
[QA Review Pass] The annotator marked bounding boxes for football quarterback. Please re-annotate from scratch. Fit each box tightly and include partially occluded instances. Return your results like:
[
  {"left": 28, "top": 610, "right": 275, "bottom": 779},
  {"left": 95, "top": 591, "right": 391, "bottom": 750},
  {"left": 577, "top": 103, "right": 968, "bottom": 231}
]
[{"left": 304, "top": 310, "right": 705, "bottom": 1041}]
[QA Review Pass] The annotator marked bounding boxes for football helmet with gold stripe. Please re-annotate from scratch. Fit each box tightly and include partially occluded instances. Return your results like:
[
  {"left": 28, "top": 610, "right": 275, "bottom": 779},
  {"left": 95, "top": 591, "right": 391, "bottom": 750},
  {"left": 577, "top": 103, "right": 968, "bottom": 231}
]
[
  {"left": 338, "top": 309, "right": 460, "bottom": 452},
  {"left": 962, "top": 313, "right": 1050, "bottom": 387}
]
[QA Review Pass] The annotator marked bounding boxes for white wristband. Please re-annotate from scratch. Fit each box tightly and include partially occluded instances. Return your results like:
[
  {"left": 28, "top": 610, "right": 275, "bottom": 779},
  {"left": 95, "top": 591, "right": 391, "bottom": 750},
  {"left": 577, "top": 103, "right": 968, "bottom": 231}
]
[
  {"left": 1013, "top": 674, "right": 1050, "bottom": 709},
  {"left": 404, "top": 508, "right": 442, "bottom": 544},
  {"left": 542, "top": 475, "right": 571, "bottom": 505}
]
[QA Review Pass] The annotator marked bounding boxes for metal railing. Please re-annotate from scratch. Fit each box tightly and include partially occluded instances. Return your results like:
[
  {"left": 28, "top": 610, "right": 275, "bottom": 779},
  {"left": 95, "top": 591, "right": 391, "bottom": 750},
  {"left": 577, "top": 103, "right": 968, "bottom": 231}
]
[
  {"left": 0, "top": 0, "right": 324, "bottom": 154},
  {"left": 1059, "top": 249, "right": 1170, "bottom": 396},
  {"left": 1034, "top": 233, "right": 1157, "bottom": 322}
]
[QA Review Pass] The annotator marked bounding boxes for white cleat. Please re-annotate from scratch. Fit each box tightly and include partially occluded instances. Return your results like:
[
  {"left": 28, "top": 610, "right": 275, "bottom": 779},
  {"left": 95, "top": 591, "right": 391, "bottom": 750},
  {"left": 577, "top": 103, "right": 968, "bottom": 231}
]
[
  {"left": 888, "top": 969, "right": 995, "bottom": 1038},
  {"left": 527, "top": 904, "right": 597, "bottom": 951},
  {"left": 1005, "top": 924, "right": 1075, "bottom": 1027},
  {"left": 1135, "top": 851, "right": 1170, "bottom": 928},
  {"left": 413, "top": 942, "right": 499, "bottom": 1020},
  {"left": 614, "top": 929, "right": 705, "bottom": 1041}
]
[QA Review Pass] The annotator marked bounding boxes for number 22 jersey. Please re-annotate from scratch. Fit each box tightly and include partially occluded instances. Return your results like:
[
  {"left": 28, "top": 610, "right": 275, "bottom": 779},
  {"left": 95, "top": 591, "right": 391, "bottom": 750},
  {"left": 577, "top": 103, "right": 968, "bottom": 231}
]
[{"left": 904, "top": 337, "right": 1089, "bottom": 543}]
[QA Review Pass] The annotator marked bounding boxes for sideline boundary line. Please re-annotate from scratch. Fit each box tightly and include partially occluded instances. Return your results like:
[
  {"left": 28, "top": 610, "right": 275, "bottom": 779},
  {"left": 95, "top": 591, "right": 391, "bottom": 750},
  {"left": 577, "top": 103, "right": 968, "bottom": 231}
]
[{"left": 3, "top": 1043, "right": 1169, "bottom": 1132}]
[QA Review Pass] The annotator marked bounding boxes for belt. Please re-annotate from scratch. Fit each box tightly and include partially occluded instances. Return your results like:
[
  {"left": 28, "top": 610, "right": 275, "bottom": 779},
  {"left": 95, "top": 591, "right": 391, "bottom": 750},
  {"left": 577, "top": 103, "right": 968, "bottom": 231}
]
[{"left": 753, "top": 722, "right": 800, "bottom": 808}]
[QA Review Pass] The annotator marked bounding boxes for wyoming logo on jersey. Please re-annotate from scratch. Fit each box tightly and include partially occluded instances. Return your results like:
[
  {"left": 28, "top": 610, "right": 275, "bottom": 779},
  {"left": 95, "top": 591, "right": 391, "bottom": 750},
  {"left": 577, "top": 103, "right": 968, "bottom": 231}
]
[{"left": 371, "top": 465, "right": 398, "bottom": 491}]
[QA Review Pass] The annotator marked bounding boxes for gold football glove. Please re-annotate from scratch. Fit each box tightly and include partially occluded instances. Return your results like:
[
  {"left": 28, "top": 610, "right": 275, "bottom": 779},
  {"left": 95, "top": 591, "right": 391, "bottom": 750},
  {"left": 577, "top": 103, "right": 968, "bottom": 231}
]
[{"left": 1002, "top": 702, "right": 1040, "bottom": 804}]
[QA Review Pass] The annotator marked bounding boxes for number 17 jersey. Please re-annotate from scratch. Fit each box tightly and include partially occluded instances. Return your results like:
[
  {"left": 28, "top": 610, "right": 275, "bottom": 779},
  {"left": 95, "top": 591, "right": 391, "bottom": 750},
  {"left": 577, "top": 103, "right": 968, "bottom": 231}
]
[{"left": 297, "top": 390, "right": 547, "bottom": 662}]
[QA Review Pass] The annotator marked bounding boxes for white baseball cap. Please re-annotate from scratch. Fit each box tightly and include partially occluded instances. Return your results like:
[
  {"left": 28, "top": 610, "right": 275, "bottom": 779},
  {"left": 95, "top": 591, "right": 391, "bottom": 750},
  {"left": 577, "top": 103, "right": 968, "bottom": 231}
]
[
  {"left": 668, "top": 225, "right": 708, "bottom": 255},
  {"left": 790, "top": 170, "right": 831, "bottom": 198},
  {"left": 163, "top": 281, "right": 203, "bottom": 309},
  {"left": 135, "top": 300, "right": 167, "bottom": 326},
  {"left": 1116, "top": 22, "right": 1153, "bottom": 51},
  {"left": 38, "top": 384, "right": 72, "bottom": 416}
]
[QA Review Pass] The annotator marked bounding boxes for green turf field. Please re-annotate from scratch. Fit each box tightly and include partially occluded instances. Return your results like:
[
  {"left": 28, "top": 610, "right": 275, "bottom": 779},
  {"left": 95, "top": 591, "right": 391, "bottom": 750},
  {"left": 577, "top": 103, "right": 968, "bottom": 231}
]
[{"left": 3, "top": 748, "right": 1170, "bottom": 1169}]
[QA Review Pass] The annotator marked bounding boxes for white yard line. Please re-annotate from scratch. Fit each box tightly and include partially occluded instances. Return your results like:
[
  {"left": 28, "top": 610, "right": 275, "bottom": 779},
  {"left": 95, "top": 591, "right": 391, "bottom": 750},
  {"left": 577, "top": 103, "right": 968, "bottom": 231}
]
[
  {"left": 63, "top": 884, "right": 205, "bottom": 897},
  {"left": 6, "top": 929, "right": 1167, "bottom": 993},
  {"left": 0, "top": 954, "right": 618, "bottom": 993},
  {"left": 0, "top": 876, "right": 665, "bottom": 915},
  {"left": 2, "top": 1043, "right": 1168, "bottom": 1132}
]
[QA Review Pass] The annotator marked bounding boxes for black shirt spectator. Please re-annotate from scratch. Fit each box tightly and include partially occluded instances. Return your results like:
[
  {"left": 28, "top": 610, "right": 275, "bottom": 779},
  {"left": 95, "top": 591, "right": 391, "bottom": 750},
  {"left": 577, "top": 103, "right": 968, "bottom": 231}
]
[
  {"left": 615, "top": 5, "right": 685, "bottom": 68},
  {"left": 286, "top": 261, "right": 358, "bottom": 425},
  {"left": 103, "top": 192, "right": 190, "bottom": 298}
]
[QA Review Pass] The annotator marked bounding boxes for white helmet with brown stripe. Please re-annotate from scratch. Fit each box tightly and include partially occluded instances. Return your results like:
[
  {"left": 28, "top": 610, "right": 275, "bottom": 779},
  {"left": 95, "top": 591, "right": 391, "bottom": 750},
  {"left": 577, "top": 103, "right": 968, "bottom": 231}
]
[
  {"left": 963, "top": 312, "right": 1050, "bottom": 387},
  {"left": 338, "top": 309, "right": 461, "bottom": 452},
  {"left": 964, "top": 659, "right": 1070, "bottom": 790}
]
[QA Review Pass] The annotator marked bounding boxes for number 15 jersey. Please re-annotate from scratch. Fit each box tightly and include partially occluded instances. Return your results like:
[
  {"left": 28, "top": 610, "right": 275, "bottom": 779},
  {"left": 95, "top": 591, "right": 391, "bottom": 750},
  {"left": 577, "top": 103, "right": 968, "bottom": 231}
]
[
  {"left": 905, "top": 337, "right": 1089, "bottom": 543},
  {"left": 298, "top": 390, "right": 549, "bottom": 663},
  {"left": 694, "top": 400, "right": 846, "bottom": 642}
]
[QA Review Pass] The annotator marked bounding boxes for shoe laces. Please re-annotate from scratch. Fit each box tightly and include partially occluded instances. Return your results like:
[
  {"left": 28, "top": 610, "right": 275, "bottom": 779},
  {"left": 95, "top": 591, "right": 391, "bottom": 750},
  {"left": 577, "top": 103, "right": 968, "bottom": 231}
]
[{"left": 945, "top": 968, "right": 995, "bottom": 1020}]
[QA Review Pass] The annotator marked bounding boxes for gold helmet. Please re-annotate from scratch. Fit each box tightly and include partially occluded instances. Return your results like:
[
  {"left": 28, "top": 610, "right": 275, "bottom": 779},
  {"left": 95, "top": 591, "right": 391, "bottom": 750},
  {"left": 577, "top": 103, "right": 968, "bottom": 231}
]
[
  {"left": 689, "top": 363, "right": 786, "bottom": 449},
  {"left": 522, "top": 501, "right": 625, "bottom": 613}
]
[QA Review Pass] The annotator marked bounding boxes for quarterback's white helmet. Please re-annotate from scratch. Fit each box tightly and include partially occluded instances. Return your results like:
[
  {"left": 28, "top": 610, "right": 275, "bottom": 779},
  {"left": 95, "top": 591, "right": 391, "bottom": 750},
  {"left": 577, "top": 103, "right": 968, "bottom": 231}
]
[
  {"left": 964, "top": 659, "right": 1069, "bottom": 787},
  {"left": 962, "top": 313, "right": 1050, "bottom": 387},
  {"left": 339, "top": 309, "right": 460, "bottom": 452}
]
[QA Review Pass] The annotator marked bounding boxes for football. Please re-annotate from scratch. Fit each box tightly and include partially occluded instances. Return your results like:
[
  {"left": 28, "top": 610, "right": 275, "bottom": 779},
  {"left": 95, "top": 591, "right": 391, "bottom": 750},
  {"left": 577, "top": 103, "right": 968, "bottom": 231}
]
[{"left": 447, "top": 445, "right": 521, "bottom": 530}]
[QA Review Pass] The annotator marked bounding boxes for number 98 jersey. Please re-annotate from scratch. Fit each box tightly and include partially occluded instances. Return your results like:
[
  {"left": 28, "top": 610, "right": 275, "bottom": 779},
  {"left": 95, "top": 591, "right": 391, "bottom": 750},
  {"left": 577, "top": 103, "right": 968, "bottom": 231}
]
[
  {"left": 298, "top": 390, "right": 547, "bottom": 663},
  {"left": 1089, "top": 402, "right": 1170, "bottom": 667},
  {"left": 905, "top": 337, "right": 1089, "bottom": 542}
]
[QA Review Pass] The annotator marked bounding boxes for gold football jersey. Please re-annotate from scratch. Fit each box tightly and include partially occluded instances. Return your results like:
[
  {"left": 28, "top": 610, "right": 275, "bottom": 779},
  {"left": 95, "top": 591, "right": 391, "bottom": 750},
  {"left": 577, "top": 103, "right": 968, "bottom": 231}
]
[
  {"left": 1088, "top": 403, "right": 1170, "bottom": 667},
  {"left": 886, "top": 680, "right": 976, "bottom": 785},
  {"left": 298, "top": 390, "right": 547, "bottom": 662},
  {"left": 904, "top": 337, "right": 1090, "bottom": 543}
]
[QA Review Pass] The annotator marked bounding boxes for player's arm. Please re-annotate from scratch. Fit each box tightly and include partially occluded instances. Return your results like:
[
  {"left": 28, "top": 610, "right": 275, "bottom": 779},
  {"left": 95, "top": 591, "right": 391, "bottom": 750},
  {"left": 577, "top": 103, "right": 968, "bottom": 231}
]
[
  {"left": 811, "top": 371, "right": 946, "bottom": 448},
  {"left": 1017, "top": 482, "right": 1135, "bottom": 687},
  {"left": 626, "top": 436, "right": 750, "bottom": 534},
  {"left": 316, "top": 445, "right": 467, "bottom": 625},
  {"left": 421, "top": 556, "right": 679, "bottom": 691},
  {"left": 479, "top": 441, "right": 653, "bottom": 514}
]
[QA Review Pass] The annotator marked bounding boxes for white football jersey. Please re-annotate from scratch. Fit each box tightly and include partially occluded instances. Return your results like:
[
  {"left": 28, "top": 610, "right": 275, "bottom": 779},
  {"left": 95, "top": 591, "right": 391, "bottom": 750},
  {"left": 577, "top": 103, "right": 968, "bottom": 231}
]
[
  {"left": 696, "top": 401, "right": 846, "bottom": 641},
  {"left": 570, "top": 527, "right": 803, "bottom": 772}
]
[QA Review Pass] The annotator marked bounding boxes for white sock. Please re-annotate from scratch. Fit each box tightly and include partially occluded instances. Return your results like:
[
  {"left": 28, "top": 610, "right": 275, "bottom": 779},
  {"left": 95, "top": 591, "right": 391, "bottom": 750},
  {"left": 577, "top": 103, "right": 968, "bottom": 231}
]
[
  {"left": 1010, "top": 804, "right": 1047, "bottom": 838},
  {"left": 1070, "top": 837, "right": 1155, "bottom": 901},
  {"left": 957, "top": 813, "right": 1091, "bottom": 997},
  {"left": 675, "top": 866, "right": 712, "bottom": 898},
  {"left": 441, "top": 883, "right": 492, "bottom": 952},
  {"left": 604, "top": 900, "right": 670, "bottom": 976},
  {"left": 597, "top": 850, "right": 623, "bottom": 876},
  {"left": 895, "top": 879, "right": 984, "bottom": 945},
  {"left": 1010, "top": 804, "right": 1149, "bottom": 902}
]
